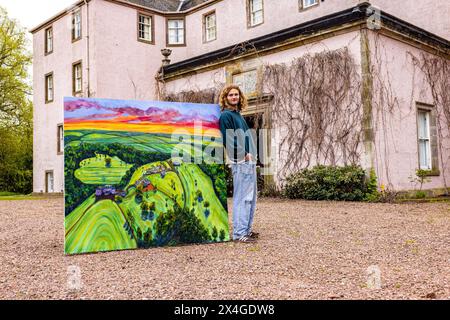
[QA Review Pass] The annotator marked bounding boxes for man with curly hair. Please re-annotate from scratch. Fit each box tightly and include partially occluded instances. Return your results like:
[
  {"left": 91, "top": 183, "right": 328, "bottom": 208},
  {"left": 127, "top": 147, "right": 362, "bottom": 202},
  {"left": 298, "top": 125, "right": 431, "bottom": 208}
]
[{"left": 219, "top": 84, "right": 258, "bottom": 243}]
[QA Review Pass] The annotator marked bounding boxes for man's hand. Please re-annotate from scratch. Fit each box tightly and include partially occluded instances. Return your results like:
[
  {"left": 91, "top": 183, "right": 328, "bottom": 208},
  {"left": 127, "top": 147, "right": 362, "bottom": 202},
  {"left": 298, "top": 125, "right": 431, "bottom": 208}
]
[{"left": 245, "top": 153, "right": 253, "bottom": 162}]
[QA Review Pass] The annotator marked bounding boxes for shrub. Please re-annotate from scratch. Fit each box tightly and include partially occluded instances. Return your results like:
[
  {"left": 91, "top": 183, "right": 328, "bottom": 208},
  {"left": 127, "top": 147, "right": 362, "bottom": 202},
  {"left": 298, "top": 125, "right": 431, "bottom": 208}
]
[
  {"left": 414, "top": 191, "right": 427, "bottom": 199},
  {"left": 364, "top": 168, "right": 380, "bottom": 202},
  {"left": 409, "top": 169, "right": 432, "bottom": 191},
  {"left": 115, "top": 195, "right": 123, "bottom": 204},
  {"left": 283, "top": 165, "right": 370, "bottom": 201}
]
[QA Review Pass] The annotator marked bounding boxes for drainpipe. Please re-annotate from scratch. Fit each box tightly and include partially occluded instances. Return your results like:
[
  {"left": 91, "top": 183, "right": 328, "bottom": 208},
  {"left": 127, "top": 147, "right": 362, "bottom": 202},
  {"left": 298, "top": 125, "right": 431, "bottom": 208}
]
[{"left": 84, "top": 0, "right": 91, "bottom": 97}]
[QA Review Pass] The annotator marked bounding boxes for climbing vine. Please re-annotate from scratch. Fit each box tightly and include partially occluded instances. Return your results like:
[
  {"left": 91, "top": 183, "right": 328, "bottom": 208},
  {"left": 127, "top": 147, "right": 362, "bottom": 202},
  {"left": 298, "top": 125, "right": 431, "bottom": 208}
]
[
  {"left": 261, "top": 47, "right": 363, "bottom": 181},
  {"left": 409, "top": 50, "right": 450, "bottom": 191},
  {"left": 154, "top": 35, "right": 449, "bottom": 193}
]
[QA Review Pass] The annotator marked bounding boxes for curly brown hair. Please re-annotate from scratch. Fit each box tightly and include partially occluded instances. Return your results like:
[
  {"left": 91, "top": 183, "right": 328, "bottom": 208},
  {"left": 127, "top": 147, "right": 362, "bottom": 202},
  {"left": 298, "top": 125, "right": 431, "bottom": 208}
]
[{"left": 219, "top": 84, "right": 248, "bottom": 112}]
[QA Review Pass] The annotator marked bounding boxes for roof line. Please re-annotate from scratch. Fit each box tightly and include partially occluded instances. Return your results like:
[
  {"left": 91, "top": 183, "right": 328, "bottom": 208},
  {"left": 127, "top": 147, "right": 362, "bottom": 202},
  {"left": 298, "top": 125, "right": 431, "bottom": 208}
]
[
  {"left": 30, "top": 0, "right": 91, "bottom": 33},
  {"left": 162, "top": 2, "right": 450, "bottom": 76},
  {"left": 30, "top": 0, "right": 221, "bottom": 34}
]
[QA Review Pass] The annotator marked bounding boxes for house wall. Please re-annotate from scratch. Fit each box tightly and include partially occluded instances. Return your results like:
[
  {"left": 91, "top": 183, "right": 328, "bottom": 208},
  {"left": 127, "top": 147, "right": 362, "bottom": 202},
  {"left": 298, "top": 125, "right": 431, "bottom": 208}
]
[
  {"left": 164, "top": 28, "right": 450, "bottom": 193},
  {"left": 163, "top": 30, "right": 364, "bottom": 186},
  {"left": 178, "top": 0, "right": 357, "bottom": 61},
  {"left": 32, "top": 3, "right": 91, "bottom": 193},
  {"left": 369, "top": 0, "right": 450, "bottom": 40},
  {"left": 32, "top": 0, "right": 168, "bottom": 193},
  {"left": 368, "top": 32, "right": 450, "bottom": 191},
  {"left": 168, "top": 0, "right": 449, "bottom": 63},
  {"left": 92, "top": 0, "right": 166, "bottom": 100},
  {"left": 31, "top": 0, "right": 449, "bottom": 193}
]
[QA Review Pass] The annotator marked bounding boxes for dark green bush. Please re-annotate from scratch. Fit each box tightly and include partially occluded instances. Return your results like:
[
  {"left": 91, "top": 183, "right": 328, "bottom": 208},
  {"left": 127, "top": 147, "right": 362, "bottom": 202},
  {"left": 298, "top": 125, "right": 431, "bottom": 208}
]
[
  {"left": 283, "top": 165, "right": 373, "bottom": 201},
  {"left": 0, "top": 169, "right": 33, "bottom": 194}
]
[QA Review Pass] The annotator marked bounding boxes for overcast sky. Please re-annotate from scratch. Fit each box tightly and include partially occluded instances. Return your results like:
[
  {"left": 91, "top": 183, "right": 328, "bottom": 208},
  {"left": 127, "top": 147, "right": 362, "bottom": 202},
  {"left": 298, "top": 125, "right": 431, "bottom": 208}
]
[{"left": 0, "top": 0, "right": 76, "bottom": 31}]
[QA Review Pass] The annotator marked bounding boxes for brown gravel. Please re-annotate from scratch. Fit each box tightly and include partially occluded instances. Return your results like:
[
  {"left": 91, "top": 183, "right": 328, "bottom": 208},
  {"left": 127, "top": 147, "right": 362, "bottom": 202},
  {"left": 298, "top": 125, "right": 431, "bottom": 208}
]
[{"left": 0, "top": 197, "right": 449, "bottom": 300}]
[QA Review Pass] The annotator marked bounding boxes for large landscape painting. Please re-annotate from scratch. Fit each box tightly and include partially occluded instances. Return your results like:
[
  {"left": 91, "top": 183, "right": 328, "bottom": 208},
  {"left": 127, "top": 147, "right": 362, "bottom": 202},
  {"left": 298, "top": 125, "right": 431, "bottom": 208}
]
[{"left": 64, "top": 97, "right": 229, "bottom": 255}]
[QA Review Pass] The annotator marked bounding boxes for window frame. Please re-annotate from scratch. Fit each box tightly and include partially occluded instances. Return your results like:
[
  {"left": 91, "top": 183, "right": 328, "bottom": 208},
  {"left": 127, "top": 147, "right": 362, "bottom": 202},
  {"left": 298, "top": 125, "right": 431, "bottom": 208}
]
[
  {"left": 416, "top": 103, "right": 440, "bottom": 176},
  {"left": 137, "top": 12, "right": 155, "bottom": 44},
  {"left": 203, "top": 10, "right": 217, "bottom": 43},
  {"left": 57, "top": 124, "right": 64, "bottom": 155},
  {"left": 299, "top": 0, "right": 319, "bottom": 11},
  {"left": 417, "top": 109, "right": 432, "bottom": 170},
  {"left": 247, "top": 0, "right": 264, "bottom": 28},
  {"left": 72, "top": 60, "right": 83, "bottom": 96},
  {"left": 72, "top": 9, "right": 82, "bottom": 42},
  {"left": 166, "top": 17, "right": 186, "bottom": 47},
  {"left": 45, "top": 170, "right": 54, "bottom": 193},
  {"left": 45, "top": 26, "right": 53, "bottom": 55},
  {"left": 45, "top": 72, "right": 54, "bottom": 104}
]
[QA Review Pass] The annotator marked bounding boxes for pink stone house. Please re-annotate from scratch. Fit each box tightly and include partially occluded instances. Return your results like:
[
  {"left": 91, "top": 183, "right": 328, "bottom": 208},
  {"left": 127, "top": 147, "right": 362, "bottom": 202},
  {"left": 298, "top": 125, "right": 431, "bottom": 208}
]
[{"left": 31, "top": 0, "right": 450, "bottom": 195}]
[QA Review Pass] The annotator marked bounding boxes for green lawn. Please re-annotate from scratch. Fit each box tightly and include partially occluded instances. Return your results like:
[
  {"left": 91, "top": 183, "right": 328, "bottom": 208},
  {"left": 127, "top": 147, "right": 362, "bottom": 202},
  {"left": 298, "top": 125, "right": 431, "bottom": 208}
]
[
  {"left": 0, "top": 192, "right": 19, "bottom": 196},
  {"left": 0, "top": 192, "right": 42, "bottom": 201}
]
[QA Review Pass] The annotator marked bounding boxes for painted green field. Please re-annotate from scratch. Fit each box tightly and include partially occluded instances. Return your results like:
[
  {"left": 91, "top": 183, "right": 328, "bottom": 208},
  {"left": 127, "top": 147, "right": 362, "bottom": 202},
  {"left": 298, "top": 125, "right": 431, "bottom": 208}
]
[
  {"left": 177, "top": 163, "right": 229, "bottom": 239},
  {"left": 65, "top": 158, "right": 229, "bottom": 253},
  {"left": 65, "top": 194, "right": 96, "bottom": 233},
  {"left": 65, "top": 200, "right": 137, "bottom": 254},
  {"left": 74, "top": 154, "right": 133, "bottom": 185},
  {"left": 146, "top": 171, "right": 185, "bottom": 206},
  {"left": 118, "top": 185, "right": 177, "bottom": 238},
  {"left": 126, "top": 161, "right": 172, "bottom": 188},
  {"left": 65, "top": 130, "right": 222, "bottom": 157},
  {"left": 125, "top": 160, "right": 229, "bottom": 239},
  {"left": 64, "top": 129, "right": 229, "bottom": 254}
]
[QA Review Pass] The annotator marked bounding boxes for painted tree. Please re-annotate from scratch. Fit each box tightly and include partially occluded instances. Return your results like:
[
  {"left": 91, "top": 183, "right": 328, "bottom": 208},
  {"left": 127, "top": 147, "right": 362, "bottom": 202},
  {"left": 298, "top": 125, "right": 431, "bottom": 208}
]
[
  {"left": 127, "top": 210, "right": 135, "bottom": 226},
  {"left": 211, "top": 226, "right": 218, "bottom": 241},
  {"left": 219, "top": 229, "right": 226, "bottom": 242},
  {"left": 135, "top": 187, "right": 143, "bottom": 203},
  {"left": 105, "top": 157, "right": 112, "bottom": 167},
  {"left": 140, "top": 200, "right": 149, "bottom": 212},
  {"left": 136, "top": 227, "right": 142, "bottom": 242},
  {"left": 196, "top": 190, "right": 203, "bottom": 202},
  {"left": 143, "top": 228, "right": 153, "bottom": 248},
  {"left": 203, "top": 200, "right": 210, "bottom": 218}
]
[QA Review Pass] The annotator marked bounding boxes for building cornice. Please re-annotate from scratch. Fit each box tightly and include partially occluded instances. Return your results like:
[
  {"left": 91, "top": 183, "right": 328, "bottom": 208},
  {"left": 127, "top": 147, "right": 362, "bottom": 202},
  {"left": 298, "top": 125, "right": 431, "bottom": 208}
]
[
  {"left": 30, "top": 0, "right": 92, "bottom": 34},
  {"left": 162, "top": 2, "right": 450, "bottom": 80},
  {"left": 30, "top": 0, "right": 222, "bottom": 34}
]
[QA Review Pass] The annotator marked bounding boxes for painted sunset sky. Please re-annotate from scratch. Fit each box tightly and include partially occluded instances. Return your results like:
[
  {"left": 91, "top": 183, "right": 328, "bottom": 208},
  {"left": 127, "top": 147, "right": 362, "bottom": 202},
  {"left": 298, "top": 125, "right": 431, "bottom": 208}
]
[{"left": 64, "top": 97, "right": 221, "bottom": 137}]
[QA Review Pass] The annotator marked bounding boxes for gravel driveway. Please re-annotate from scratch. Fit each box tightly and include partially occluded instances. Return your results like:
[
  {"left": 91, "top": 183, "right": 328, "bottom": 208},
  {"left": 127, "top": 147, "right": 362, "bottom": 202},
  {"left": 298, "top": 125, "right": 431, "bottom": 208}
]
[{"left": 0, "top": 197, "right": 449, "bottom": 300}]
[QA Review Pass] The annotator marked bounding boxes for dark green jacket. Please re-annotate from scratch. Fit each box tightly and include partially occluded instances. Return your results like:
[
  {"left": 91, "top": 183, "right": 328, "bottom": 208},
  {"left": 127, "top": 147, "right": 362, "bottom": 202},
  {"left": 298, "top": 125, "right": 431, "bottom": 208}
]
[{"left": 219, "top": 109, "right": 257, "bottom": 163}]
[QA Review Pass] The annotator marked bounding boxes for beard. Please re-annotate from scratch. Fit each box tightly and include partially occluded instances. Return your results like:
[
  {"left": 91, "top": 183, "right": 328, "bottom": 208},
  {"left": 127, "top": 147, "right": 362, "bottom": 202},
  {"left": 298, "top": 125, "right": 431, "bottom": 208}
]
[{"left": 227, "top": 100, "right": 239, "bottom": 108}]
